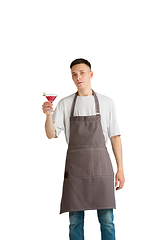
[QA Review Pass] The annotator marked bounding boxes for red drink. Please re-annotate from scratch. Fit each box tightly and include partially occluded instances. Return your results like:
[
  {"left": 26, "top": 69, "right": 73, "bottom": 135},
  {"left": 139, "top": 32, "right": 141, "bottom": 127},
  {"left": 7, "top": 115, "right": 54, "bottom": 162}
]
[
  {"left": 46, "top": 95, "right": 57, "bottom": 102},
  {"left": 43, "top": 93, "right": 58, "bottom": 112}
]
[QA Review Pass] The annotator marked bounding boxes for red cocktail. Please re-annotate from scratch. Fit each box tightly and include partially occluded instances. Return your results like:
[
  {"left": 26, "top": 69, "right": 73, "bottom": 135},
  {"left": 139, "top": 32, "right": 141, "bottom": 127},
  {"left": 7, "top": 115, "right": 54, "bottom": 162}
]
[
  {"left": 44, "top": 93, "right": 57, "bottom": 112},
  {"left": 46, "top": 95, "right": 57, "bottom": 102}
]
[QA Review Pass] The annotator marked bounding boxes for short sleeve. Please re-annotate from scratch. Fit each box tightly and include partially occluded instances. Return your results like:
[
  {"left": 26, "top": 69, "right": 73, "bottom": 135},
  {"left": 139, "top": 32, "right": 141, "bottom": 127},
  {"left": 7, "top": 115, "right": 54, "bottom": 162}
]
[
  {"left": 52, "top": 100, "right": 64, "bottom": 137},
  {"left": 108, "top": 100, "right": 121, "bottom": 139}
]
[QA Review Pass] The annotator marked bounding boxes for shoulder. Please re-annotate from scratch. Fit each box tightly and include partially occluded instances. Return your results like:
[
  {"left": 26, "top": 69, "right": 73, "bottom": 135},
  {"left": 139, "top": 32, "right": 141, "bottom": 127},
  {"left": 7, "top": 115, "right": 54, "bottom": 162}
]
[
  {"left": 97, "top": 93, "right": 115, "bottom": 108},
  {"left": 57, "top": 93, "right": 75, "bottom": 109}
]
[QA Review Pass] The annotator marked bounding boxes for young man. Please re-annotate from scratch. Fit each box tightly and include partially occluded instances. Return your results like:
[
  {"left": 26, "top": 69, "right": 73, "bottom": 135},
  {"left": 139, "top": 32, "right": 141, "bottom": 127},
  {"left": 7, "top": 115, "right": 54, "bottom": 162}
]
[{"left": 42, "top": 58, "right": 125, "bottom": 240}]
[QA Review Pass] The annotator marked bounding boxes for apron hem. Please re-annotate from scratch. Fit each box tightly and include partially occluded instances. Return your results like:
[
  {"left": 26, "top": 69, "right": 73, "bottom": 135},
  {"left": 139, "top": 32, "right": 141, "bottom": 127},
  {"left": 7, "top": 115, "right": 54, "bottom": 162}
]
[{"left": 60, "top": 206, "right": 116, "bottom": 214}]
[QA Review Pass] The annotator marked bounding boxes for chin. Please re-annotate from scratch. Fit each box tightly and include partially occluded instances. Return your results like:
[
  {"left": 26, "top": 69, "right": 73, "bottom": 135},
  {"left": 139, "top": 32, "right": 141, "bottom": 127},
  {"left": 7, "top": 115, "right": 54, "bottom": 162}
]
[{"left": 77, "top": 84, "right": 85, "bottom": 89}]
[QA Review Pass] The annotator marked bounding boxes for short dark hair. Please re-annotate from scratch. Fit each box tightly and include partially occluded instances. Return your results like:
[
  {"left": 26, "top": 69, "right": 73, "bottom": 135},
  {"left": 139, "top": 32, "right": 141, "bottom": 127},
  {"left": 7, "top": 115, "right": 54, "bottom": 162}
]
[{"left": 70, "top": 58, "right": 91, "bottom": 70}]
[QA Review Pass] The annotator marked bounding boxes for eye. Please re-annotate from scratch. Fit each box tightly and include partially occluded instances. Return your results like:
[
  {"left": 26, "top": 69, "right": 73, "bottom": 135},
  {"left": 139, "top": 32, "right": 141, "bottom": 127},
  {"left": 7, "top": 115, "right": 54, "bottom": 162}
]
[{"left": 81, "top": 72, "right": 84, "bottom": 74}]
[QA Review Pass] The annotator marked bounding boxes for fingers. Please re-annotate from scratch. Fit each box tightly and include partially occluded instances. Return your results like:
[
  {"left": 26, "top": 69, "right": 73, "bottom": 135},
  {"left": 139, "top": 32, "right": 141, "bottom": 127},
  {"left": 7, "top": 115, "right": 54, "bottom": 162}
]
[
  {"left": 115, "top": 172, "right": 125, "bottom": 191},
  {"left": 115, "top": 176, "right": 119, "bottom": 189},
  {"left": 116, "top": 180, "right": 124, "bottom": 191},
  {"left": 42, "top": 102, "right": 53, "bottom": 114}
]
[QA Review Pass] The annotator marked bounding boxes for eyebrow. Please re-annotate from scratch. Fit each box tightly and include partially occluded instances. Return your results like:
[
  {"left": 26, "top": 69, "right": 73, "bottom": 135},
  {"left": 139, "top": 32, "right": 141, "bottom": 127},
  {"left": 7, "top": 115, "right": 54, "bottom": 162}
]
[{"left": 72, "top": 70, "right": 86, "bottom": 74}]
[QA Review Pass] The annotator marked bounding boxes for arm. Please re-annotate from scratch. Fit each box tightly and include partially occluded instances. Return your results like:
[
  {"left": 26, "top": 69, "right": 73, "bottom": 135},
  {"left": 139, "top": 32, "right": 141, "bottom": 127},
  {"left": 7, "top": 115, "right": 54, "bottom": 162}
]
[
  {"left": 45, "top": 115, "right": 56, "bottom": 139},
  {"left": 110, "top": 135, "right": 125, "bottom": 190}
]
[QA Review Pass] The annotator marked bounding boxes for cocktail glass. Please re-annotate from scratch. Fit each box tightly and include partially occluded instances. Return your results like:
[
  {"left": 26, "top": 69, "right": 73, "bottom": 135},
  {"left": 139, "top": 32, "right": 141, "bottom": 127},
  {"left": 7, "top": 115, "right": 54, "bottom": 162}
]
[{"left": 45, "top": 93, "right": 57, "bottom": 112}]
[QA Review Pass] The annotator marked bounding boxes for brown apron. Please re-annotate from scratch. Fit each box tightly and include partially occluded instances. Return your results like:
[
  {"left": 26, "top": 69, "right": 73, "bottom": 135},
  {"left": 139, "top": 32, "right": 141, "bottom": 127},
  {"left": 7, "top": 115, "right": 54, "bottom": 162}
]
[{"left": 60, "top": 90, "right": 116, "bottom": 214}]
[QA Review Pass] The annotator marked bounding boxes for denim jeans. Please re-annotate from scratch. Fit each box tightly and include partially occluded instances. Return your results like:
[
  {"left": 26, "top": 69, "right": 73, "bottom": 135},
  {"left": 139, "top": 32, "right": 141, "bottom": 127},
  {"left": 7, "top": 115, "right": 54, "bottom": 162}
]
[{"left": 69, "top": 209, "right": 115, "bottom": 240}]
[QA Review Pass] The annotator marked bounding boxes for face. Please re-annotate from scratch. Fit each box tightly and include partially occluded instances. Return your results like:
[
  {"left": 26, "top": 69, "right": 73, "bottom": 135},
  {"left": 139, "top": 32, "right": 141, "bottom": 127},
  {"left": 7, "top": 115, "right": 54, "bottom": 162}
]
[{"left": 71, "top": 63, "right": 93, "bottom": 91}]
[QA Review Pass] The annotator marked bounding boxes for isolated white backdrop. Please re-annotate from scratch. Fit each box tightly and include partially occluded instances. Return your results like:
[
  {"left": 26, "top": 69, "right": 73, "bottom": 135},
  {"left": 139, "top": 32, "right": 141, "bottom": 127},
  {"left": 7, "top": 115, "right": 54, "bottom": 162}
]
[{"left": 0, "top": 0, "right": 160, "bottom": 239}]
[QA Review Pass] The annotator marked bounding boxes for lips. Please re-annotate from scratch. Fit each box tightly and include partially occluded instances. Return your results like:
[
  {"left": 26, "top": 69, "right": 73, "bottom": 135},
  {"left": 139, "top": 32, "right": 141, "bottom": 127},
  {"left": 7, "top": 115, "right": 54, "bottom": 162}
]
[{"left": 77, "top": 82, "right": 83, "bottom": 84}]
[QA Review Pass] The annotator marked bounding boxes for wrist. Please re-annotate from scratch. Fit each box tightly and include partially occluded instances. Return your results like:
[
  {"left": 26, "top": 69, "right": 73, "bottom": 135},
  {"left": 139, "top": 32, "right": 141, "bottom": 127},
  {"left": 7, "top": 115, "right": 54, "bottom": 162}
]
[
  {"left": 117, "top": 167, "right": 124, "bottom": 172},
  {"left": 46, "top": 114, "right": 52, "bottom": 119}
]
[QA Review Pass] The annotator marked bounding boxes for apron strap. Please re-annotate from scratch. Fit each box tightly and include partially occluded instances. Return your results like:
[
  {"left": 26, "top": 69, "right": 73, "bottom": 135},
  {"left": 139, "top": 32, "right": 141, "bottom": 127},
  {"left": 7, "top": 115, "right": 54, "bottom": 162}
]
[
  {"left": 92, "top": 90, "right": 100, "bottom": 115},
  {"left": 70, "top": 89, "right": 100, "bottom": 117}
]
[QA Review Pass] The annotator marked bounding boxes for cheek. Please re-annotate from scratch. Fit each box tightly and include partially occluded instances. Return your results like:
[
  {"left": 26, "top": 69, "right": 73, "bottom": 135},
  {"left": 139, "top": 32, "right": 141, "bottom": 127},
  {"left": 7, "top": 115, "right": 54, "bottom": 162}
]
[
  {"left": 84, "top": 76, "right": 90, "bottom": 82},
  {"left": 73, "top": 78, "right": 77, "bottom": 84}
]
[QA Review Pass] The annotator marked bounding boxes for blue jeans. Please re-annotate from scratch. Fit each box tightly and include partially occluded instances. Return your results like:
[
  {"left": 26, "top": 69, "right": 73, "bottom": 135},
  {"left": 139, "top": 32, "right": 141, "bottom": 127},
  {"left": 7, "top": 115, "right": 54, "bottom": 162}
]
[{"left": 69, "top": 209, "right": 115, "bottom": 240}]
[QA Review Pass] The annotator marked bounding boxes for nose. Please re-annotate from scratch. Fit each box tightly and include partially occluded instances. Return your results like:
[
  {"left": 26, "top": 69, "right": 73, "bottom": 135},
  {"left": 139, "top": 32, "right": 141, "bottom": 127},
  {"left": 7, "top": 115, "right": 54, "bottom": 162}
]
[{"left": 77, "top": 73, "right": 81, "bottom": 80}]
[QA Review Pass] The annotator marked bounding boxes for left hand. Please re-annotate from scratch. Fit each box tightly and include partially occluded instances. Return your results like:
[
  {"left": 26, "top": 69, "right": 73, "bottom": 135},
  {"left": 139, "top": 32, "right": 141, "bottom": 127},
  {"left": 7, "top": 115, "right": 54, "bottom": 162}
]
[{"left": 115, "top": 169, "right": 125, "bottom": 190}]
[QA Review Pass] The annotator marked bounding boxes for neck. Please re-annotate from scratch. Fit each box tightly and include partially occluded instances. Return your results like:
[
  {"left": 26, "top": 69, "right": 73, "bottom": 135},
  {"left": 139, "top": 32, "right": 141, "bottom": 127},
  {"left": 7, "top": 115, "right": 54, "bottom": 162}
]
[{"left": 78, "top": 88, "right": 93, "bottom": 96}]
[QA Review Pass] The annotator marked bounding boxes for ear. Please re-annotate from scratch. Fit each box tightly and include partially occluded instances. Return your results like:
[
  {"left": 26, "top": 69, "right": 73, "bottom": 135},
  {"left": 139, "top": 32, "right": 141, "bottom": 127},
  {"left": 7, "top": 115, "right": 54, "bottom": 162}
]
[{"left": 90, "top": 71, "right": 94, "bottom": 78}]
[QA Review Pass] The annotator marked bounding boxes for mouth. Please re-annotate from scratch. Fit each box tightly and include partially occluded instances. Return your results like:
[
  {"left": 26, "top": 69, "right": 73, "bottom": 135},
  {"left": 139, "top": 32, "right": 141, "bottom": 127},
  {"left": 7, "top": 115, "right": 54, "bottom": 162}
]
[{"left": 77, "top": 82, "right": 83, "bottom": 85}]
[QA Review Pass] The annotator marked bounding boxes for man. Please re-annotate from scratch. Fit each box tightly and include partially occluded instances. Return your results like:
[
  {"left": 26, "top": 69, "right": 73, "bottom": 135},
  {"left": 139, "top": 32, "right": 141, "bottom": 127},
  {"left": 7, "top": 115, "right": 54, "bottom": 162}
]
[{"left": 42, "top": 58, "right": 125, "bottom": 240}]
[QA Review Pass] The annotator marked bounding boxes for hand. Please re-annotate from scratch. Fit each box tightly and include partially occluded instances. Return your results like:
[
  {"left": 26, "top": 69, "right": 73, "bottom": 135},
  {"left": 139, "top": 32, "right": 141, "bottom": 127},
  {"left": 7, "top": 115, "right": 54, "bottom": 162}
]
[
  {"left": 42, "top": 102, "right": 53, "bottom": 115},
  {"left": 115, "top": 169, "right": 125, "bottom": 190}
]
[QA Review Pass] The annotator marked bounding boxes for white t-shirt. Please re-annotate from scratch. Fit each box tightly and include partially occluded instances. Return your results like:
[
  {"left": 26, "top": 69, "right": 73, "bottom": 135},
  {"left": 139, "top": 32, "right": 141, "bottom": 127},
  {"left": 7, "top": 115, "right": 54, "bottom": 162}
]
[{"left": 52, "top": 92, "right": 120, "bottom": 144}]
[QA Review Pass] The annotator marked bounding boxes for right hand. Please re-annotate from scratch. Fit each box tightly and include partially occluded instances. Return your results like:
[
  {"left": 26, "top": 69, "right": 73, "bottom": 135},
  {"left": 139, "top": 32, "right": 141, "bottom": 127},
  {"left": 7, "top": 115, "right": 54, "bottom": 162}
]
[{"left": 42, "top": 102, "right": 53, "bottom": 115}]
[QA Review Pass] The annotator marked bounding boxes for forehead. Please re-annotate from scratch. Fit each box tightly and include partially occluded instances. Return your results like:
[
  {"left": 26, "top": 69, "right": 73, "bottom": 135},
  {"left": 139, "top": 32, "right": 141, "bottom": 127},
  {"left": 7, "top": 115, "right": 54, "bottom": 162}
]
[{"left": 71, "top": 63, "right": 89, "bottom": 73}]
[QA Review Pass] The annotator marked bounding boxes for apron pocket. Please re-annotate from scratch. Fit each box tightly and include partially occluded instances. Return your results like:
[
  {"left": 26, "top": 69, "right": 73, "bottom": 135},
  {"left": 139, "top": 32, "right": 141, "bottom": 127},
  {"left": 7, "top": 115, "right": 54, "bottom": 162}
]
[
  {"left": 65, "top": 147, "right": 114, "bottom": 178},
  {"left": 98, "top": 148, "right": 114, "bottom": 176},
  {"left": 65, "top": 148, "right": 93, "bottom": 178}
]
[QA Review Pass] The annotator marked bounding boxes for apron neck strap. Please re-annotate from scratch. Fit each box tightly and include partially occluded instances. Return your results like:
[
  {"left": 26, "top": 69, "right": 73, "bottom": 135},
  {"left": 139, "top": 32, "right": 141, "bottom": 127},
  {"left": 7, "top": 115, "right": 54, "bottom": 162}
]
[{"left": 70, "top": 89, "right": 100, "bottom": 117}]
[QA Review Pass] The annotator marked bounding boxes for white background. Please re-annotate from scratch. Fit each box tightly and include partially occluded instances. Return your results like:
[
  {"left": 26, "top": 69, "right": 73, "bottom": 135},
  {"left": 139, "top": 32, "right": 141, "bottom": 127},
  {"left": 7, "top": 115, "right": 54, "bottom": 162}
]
[{"left": 0, "top": 0, "right": 160, "bottom": 239}]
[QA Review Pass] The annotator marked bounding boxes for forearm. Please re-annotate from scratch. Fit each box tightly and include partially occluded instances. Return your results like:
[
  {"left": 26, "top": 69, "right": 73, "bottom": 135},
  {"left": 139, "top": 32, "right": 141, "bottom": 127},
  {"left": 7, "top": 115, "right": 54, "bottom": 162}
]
[
  {"left": 45, "top": 115, "right": 56, "bottom": 139},
  {"left": 110, "top": 135, "right": 123, "bottom": 171}
]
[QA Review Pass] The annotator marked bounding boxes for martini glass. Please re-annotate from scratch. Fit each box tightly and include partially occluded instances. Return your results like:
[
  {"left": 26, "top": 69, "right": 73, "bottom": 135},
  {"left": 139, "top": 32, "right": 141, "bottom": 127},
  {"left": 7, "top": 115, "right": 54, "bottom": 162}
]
[{"left": 45, "top": 93, "right": 57, "bottom": 112}]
